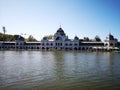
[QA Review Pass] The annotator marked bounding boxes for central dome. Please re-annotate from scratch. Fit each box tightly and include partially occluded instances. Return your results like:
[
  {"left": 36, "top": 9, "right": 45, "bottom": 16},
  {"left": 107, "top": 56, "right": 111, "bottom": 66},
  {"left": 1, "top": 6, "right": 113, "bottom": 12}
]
[{"left": 56, "top": 27, "right": 65, "bottom": 36}]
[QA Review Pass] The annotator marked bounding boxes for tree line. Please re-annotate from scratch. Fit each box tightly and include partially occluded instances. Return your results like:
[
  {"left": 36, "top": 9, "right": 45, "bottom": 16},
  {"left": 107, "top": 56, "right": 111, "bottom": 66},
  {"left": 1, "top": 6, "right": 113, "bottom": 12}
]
[
  {"left": 0, "top": 32, "right": 101, "bottom": 42},
  {"left": 0, "top": 33, "right": 37, "bottom": 42},
  {"left": 82, "top": 35, "right": 101, "bottom": 42},
  {"left": 44, "top": 35, "right": 101, "bottom": 42}
]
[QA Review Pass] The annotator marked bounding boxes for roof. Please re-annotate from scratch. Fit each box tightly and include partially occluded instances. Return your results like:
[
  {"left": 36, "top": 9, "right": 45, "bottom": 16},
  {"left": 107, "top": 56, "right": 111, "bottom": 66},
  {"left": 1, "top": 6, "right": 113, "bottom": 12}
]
[
  {"left": 56, "top": 27, "right": 65, "bottom": 36},
  {"left": 17, "top": 36, "right": 25, "bottom": 41}
]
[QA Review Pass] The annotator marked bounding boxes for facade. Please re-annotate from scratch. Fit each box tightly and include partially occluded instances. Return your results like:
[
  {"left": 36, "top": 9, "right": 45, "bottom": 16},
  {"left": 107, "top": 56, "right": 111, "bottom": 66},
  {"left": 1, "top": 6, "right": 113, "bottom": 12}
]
[{"left": 0, "top": 27, "right": 120, "bottom": 51}]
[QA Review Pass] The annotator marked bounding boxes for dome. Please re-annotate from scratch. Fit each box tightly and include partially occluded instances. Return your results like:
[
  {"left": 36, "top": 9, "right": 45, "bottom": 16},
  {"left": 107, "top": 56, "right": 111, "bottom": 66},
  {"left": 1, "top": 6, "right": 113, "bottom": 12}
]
[
  {"left": 43, "top": 37, "right": 47, "bottom": 40},
  {"left": 17, "top": 36, "right": 25, "bottom": 41},
  {"left": 74, "top": 36, "right": 79, "bottom": 40},
  {"left": 106, "top": 33, "right": 114, "bottom": 40},
  {"left": 56, "top": 27, "right": 65, "bottom": 36},
  {"left": 57, "top": 27, "right": 64, "bottom": 32}
]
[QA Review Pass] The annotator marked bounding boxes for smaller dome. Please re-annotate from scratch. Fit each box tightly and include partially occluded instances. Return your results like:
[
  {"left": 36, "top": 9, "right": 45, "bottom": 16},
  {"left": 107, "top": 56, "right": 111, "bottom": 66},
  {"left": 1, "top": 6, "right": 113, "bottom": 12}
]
[
  {"left": 106, "top": 33, "right": 114, "bottom": 40},
  {"left": 74, "top": 36, "right": 79, "bottom": 40},
  {"left": 43, "top": 37, "right": 47, "bottom": 40},
  {"left": 17, "top": 36, "right": 25, "bottom": 41}
]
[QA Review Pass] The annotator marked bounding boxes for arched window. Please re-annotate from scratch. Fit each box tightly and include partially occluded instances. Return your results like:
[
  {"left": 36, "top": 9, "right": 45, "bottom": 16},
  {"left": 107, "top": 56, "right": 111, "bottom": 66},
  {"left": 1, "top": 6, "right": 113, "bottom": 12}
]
[
  {"left": 51, "top": 43, "right": 53, "bottom": 46},
  {"left": 69, "top": 43, "right": 72, "bottom": 46},
  {"left": 56, "top": 37, "right": 62, "bottom": 41},
  {"left": 69, "top": 48, "right": 72, "bottom": 50},
  {"left": 37, "top": 47, "right": 39, "bottom": 49},
  {"left": 42, "top": 47, "right": 45, "bottom": 49},
  {"left": 86, "top": 47, "right": 88, "bottom": 50},
  {"left": 46, "top": 47, "right": 49, "bottom": 50},
  {"left": 74, "top": 43, "right": 77, "bottom": 46},
  {"left": 110, "top": 43, "right": 113, "bottom": 46},
  {"left": 65, "top": 48, "right": 68, "bottom": 50},
  {"left": 105, "top": 43, "right": 108, "bottom": 46},
  {"left": 65, "top": 43, "right": 68, "bottom": 46},
  {"left": 115, "top": 43, "right": 117, "bottom": 47},
  {"left": 74, "top": 47, "right": 77, "bottom": 50},
  {"left": 82, "top": 47, "right": 85, "bottom": 50},
  {"left": 46, "top": 43, "right": 49, "bottom": 45},
  {"left": 79, "top": 47, "right": 81, "bottom": 50}
]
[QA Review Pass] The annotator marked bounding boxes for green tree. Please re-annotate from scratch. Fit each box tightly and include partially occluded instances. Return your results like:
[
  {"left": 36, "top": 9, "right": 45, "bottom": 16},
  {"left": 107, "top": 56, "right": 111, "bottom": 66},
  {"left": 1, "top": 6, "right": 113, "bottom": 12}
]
[
  {"left": 83, "top": 37, "right": 89, "bottom": 41},
  {"left": 0, "top": 33, "right": 15, "bottom": 41},
  {"left": 0, "top": 33, "right": 3, "bottom": 41},
  {"left": 0, "top": 33, "right": 38, "bottom": 42},
  {"left": 26, "top": 35, "right": 37, "bottom": 42},
  {"left": 44, "top": 35, "right": 53, "bottom": 40},
  {"left": 95, "top": 35, "right": 101, "bottom": 42}
]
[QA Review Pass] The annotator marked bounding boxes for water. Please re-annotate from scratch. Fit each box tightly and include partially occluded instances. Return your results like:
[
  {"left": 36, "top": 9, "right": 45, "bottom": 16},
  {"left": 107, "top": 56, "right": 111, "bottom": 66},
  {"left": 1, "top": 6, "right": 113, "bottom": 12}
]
[{"left": 0, "top": 51, "right": 120, "bottom": 90}]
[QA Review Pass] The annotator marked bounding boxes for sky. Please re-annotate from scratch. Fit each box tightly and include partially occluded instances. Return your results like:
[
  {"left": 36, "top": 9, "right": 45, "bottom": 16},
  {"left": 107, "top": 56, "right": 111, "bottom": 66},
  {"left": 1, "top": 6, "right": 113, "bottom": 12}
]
[{"left": 0, "top": 0, "right": 120, "bottom": 41}]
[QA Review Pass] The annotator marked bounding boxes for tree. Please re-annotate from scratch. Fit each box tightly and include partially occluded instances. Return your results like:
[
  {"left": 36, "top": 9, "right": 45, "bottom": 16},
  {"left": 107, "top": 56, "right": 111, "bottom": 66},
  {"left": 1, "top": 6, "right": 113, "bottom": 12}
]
[
  {"left": 0, "top": 33, "right": 4, "bottom": 41},
  {"left": 2, "top": 26, "right": 6, "bottom": 35},
  {"left": 95, "top": 35, "right": 101, "bottom": 42},
  {"left": 44, "top": 35, "right": 53, "bottom": 40},
  {"left": 83, "top": 37, "right": 89, "bottom": 41},
  {"left": 0, "top": 33, "right": 15, "bottom": 41},
  {"left": 6, "top": 35, "right": 15, "bottom": 41},
  {"left": 26, "top": 35, "right": 37, "bottom": 42},
  {"left": 2, "top": 26, "right": 6, "bottom": 42},
  {"left": 0, "top": 33, "right": 38, "bottom": 42},
  {"left": 14, "top": 35, "right": 20, "bottom": 40}
]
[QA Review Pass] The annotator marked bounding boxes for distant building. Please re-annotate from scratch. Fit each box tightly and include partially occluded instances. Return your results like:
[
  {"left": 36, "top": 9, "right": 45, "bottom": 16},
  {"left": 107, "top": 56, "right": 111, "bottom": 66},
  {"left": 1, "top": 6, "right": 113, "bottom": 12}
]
[{"left": 0, "top": 27, "right": 120, "bottom": 51}]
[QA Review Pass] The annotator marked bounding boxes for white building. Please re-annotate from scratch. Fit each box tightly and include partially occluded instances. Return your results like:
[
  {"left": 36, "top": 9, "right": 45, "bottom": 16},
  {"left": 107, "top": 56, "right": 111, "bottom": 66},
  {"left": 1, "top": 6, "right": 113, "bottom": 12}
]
[
  {"left": 0, "top": 27, "right": 119, "bottom": 51},
  {"left": 40, "top": 27, "right": 119, "bottom": 51}
]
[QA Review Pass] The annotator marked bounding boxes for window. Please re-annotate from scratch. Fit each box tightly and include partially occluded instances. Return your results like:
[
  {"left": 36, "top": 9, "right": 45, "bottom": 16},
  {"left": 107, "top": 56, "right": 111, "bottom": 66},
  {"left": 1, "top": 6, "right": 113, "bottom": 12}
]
[
  {"left": 110, "top": 43, "right": 113, "bottom": 46},
  {"left": 74, "top": 43, "right": 77, "bottom": 46},
  {"left": 46, "top": 43, "right": 49, "bottom": 45},
  {"left": 69, "top": 43, "right": 72, "bottom": 46},
  {"left": 56, "top": 37, "right": 62, "bottom": 41},
  {"left": 51, "top": 43, "right": 53, "bottom": 46},
  {"left": 105, "top": 43, "right": 108, "bottom": 46},
  {"left": 65, "top": 43, "right": 68, "bottom": 46}
]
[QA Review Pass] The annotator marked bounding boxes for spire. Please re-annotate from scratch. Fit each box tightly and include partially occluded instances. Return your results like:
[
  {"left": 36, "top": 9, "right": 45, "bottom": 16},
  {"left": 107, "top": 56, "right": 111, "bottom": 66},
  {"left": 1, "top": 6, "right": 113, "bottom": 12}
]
[
  {"left": 109, "top": 29, "right": 111, "bottom": 35},
  {"left": 59, "top": 22, "right": 62, "bottom": 28},
  {"left": 59, "top": 23, "right": 62, "bottom": 28}
]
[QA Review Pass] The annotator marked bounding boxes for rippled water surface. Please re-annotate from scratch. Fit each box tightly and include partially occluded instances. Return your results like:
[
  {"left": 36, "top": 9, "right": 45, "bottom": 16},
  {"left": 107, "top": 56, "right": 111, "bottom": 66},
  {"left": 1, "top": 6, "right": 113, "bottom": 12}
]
[{"left": 0, "top": 51, "right": 120, "bottom": 90}]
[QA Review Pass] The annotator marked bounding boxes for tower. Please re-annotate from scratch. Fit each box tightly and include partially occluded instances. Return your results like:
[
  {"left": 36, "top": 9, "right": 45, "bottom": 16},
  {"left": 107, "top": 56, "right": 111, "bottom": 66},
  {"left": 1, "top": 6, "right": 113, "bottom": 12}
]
[
  {"left": 54, "top": 27, "right": 67, "bottom": 41},
  {"left": 104, "top": 33, "right": 118, "bottom": 48}
]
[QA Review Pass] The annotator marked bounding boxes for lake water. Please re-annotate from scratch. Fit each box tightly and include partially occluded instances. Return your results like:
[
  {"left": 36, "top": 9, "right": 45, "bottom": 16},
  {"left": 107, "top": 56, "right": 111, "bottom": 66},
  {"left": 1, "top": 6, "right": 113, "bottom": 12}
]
[{"left": 0, "top": 51, "right": 120, "bottom": 90}]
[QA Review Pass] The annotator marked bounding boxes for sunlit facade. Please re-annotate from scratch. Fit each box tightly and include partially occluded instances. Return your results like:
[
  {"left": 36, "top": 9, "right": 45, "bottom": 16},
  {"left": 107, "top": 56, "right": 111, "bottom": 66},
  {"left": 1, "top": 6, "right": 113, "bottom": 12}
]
[{"left": 0, "top": 27, "right": 119, "bottom": 51}]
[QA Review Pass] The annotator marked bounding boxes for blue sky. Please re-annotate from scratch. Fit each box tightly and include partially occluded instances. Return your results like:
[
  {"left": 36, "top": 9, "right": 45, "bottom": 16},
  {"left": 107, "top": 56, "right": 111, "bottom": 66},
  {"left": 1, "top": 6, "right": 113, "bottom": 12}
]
[{"left": 0, "top": 0, "right": 120, "bottom": 41}]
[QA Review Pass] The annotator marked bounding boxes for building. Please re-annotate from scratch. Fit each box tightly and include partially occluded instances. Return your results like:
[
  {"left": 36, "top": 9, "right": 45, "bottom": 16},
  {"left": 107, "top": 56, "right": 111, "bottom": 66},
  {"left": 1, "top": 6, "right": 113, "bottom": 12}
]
[
  {"left": 41, "top": 27, "right": 119, "bottom": 51},
  {"left": 0, "top": 27, "right": 120, "bottom": 51}
]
